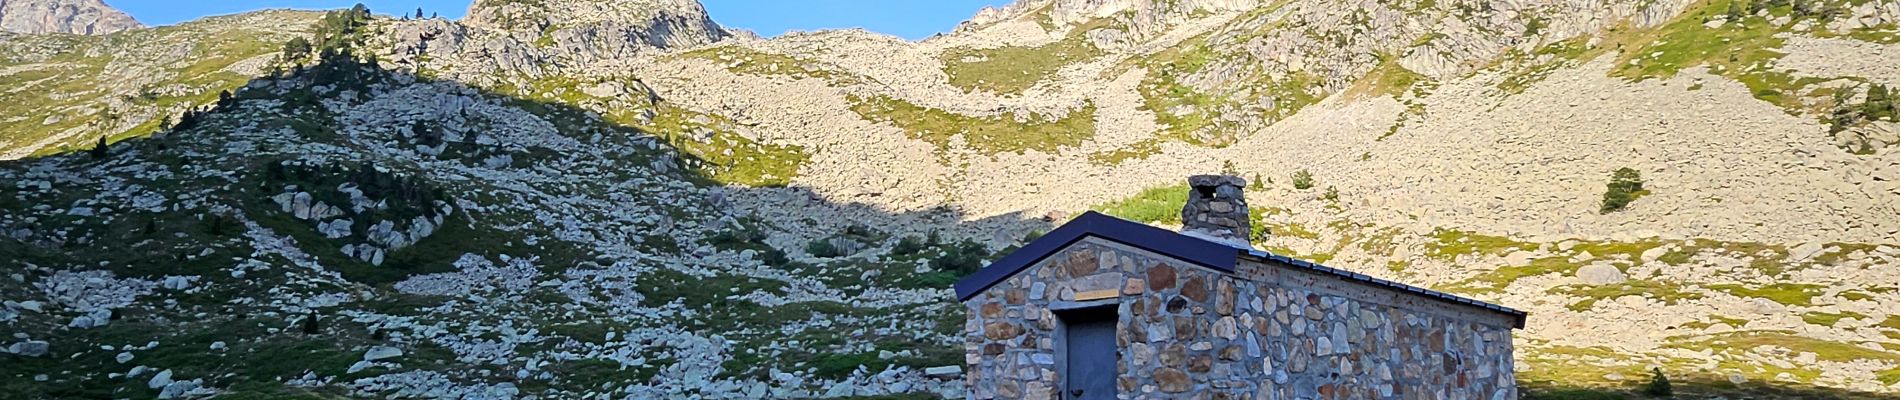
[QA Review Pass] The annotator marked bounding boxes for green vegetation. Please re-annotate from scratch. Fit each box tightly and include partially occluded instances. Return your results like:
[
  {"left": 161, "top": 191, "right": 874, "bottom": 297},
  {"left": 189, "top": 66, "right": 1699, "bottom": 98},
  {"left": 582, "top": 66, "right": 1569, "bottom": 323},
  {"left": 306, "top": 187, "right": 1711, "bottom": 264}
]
[
  {"left": 1671, "top": 331, "right": 1900, "bottom": 363},
  {"left": 940, "top": 19, "right": 1110, "bottom": 95},
  {"left": 1494, "top": 37, "right": 1599, "bottom": 95},
  {"left": 1424, "top": 229, "right": 1539, "bottom": 261},
  {"left": 1641, "top": 368, "right": 1674, "bottom": 397},
  {"left": 1704, "top": 283, "right": 1827, "bottom": 306},
  {"left": 1, "top": 12, "right": 314, "bottom": 158},
  {"left": 1131, "top": 69, "right": 1324, "bottom": 155},
  {"left": 1101, "top": 9, "right": 1327, "bottom": 164},
  {"left": 1291, "top": 169, "right": 1315, "bottom": 190},
  {"left": 1880, "top": 367, "right": 1900, "bottom": 385},
  {"left": 1524, "top": 388, "right": 1629, "bottom": 400},
  {"left": 680, "top": 46, "right": 859, "bottom": 84},
  {"left": 1344, "top": 53, "right": 1428, "bottom": 100},
  {"left": 1600, "top": 167, "right": 1647, "bottom": 214},
  {"left": 848, "top": 94, "right": 1097, "bottom": 156},
  {"left": 1832, "top": 83, "right": 1899, "bottom": 153},
  {"left": 1681, "top": 314, "right": 1752, "bottom": 330},
  {"left": 1091, "top": 184, "right": 1189, "bottom": 225},
  {"left": 489, "top": 74, "right": 811, "bottom": 187},
  {"left": 1439, "top": 256, "right": 1574, "bottom": 294},
  {"left": 1801, "top": 311, "right": 1868, "bottom": 326},
  {"left": 1610, "top": 0, "right": 1866, "bottom": 120},
  {"left": 639, "top": 105, "right": 809, "bottom": 187},
  {"left": 1550, "top": 280, "right": 1704, "bottom": 311}
]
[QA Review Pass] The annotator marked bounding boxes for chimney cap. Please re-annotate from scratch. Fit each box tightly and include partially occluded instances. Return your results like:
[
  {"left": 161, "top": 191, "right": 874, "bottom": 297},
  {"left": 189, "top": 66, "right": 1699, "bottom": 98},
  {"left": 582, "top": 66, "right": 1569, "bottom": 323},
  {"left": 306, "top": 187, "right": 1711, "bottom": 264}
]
[{"left": 1188, "top": 174, "right": 1247, "bottom": 188}]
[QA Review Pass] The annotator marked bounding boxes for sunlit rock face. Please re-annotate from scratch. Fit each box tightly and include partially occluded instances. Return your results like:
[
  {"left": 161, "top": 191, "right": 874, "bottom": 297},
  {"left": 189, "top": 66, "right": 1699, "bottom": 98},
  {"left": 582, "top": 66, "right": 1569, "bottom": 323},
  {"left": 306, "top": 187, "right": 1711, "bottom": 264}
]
[{"left": 0, "top": 0, "right": 142, "bottom": 35}]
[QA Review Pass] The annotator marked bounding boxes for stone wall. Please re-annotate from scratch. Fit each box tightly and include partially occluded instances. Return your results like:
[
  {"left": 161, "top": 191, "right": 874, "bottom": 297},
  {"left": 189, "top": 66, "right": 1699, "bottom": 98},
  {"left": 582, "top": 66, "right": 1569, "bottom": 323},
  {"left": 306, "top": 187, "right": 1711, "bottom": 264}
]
[{"left": 963, "top": 237, "right": 1517, "bottom": 399}]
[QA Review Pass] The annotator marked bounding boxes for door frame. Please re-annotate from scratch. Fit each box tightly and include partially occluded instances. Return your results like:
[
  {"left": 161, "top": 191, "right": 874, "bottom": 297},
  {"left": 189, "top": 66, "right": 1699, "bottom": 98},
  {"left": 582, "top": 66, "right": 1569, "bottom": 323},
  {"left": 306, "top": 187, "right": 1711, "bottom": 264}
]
[{"left": 1053, "top": 300, "right": 1120, "bottom": 400}]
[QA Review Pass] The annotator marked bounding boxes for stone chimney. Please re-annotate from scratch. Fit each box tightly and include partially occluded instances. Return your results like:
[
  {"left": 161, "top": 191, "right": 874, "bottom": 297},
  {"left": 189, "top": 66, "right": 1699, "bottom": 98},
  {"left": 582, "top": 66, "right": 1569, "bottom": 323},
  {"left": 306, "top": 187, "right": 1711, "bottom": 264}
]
[{"left": 1180, "top": 175, "right": 1252, "bottom": 247}]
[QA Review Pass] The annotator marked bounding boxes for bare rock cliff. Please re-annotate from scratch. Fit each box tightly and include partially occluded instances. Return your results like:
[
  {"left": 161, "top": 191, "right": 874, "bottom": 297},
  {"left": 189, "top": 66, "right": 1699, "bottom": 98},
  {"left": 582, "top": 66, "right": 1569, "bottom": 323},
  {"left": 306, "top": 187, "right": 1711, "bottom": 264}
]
[
  {"left": 0, "top": 0, "right": 140, "bottom": 35},
  {"left": 463, "top": 0, "right": 727, "bottom": 63}
]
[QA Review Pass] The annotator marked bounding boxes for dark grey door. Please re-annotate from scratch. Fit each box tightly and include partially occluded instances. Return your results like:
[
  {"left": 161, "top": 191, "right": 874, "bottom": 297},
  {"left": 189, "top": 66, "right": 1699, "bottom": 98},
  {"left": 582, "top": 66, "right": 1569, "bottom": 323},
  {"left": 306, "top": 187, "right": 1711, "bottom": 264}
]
[{"left": 1063, "top": 308, "right": 1118, "bottom": 400}]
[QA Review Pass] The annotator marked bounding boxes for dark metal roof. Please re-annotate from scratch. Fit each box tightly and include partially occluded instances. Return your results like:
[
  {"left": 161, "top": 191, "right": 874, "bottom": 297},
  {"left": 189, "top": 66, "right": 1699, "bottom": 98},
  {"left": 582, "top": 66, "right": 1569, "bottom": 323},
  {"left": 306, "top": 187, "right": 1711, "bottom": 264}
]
[{"left": 953, "top": 211, "right": 1527, "bottom": 329}]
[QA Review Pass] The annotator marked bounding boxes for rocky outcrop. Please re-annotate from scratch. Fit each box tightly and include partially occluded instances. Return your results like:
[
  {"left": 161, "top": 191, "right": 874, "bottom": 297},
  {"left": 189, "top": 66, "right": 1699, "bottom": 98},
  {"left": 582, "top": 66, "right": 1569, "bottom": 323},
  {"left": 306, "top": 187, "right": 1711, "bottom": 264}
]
[
  {"left": 0, "top": 0, "right": 140, "bottom": 35},
  {"left": 462, "top": 0, "right": 727, "bottom": 63}
]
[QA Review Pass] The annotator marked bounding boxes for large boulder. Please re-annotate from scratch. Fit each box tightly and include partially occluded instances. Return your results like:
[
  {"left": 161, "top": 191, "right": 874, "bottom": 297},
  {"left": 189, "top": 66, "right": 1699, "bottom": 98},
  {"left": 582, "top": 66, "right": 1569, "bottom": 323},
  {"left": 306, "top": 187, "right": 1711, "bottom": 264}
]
[{"left": 1575, "top": 264, "right": 1628, "bottom": 285}]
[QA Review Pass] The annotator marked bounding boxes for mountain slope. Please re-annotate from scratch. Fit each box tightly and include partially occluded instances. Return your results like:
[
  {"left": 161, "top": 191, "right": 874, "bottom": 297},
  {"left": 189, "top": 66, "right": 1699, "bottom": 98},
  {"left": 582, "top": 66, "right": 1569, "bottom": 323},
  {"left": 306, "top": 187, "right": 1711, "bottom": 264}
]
[
  {"left": 2, "top": 0, "right": 1900, "bottom": 398},
  {"left": 0, "top": 0, "right": 141, "bottom": 35}
]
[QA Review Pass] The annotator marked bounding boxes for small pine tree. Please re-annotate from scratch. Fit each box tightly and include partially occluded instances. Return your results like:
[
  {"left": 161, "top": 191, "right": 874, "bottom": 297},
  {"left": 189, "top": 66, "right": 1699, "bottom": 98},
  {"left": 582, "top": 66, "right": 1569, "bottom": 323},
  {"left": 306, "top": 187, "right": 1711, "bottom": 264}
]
[
  {"left": 416, "top": 7, "right": 425, "bottom": 19},
  {"left": 1600, "top": 167, "right": 1645, "bottom": 213},
  {"left": 1640, "top": 367, "right": 1674, "bottom": 397},
  {"left": 1727, "top": 0, "right": 1747, "bottom": 21},
  {"left": 89, "top": 136, "right": 108, "bottom": 159},
  {"left": 1865, "top": 84, "right": 1893, "bottom": 121},
  {"left": 1291, "top": 169, "right": 1315, "bottom": 190},
  {"left": 301, "top": 310, "right": 320, "bottom": 334},
  {"left": 282, "top": 37, "right": 312, "bottom": 61}
]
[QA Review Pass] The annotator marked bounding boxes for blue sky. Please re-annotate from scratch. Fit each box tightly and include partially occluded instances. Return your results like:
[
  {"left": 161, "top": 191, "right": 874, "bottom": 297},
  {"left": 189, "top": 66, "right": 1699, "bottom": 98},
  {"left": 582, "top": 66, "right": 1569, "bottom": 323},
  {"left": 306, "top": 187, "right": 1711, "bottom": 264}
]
[{"left": 107, "top": 0, "right": 1008, "bottom": 40}]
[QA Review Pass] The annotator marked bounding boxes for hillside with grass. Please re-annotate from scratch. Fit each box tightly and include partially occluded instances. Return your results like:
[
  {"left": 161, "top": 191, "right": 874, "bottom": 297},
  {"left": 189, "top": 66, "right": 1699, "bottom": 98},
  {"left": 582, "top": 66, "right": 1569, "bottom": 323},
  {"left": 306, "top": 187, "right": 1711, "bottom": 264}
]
[{"left": 3, "top": 0, "right": 1900, "bottom": 398}]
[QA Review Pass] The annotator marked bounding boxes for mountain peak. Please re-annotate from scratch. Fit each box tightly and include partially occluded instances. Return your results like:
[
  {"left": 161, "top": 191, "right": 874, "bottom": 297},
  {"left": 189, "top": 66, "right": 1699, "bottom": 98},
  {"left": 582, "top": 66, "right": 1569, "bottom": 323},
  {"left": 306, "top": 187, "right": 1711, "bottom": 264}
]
[
  {"left": 0, "top": 0, "right": 141, "bottom": 35},
  {"left": 464, "top": 0, "right": 727, "bottom": 55}
]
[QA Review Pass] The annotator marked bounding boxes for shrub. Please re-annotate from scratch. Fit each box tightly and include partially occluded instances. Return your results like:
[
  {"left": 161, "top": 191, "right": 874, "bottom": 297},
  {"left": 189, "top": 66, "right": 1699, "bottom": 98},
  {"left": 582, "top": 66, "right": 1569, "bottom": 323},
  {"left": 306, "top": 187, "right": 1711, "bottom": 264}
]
[
  {"left": 89, "top": 136, "right": 108, "bottom": 159},
  {"left": 933, "top": 239, "right": 990, "bottom": 276},
  {"left": 301, "top": 310, "right": 321, "bottom": 334},
  {"left": 892, "top": 234, "right": 930, "bottom": 256},
  {"left": 1291, "top": 169, "right": 1315, "bottom": 190},
  {"left": 200, "top": 213, "right": 237, "bottom": 237},
  {"left": 1866, "top": 84, "right": 1893, "bottom": 122},
  {"left": 806, "top": 239, "right": 845, "bottom": 258},
  {"left": 1640, "top": 367, "right": 1673, "bottom": 397},
  {"left": 1600, "top": 167, "right": 1646, "bottom": 213},
  {"left": 1322, "top": 186, "right": 1339, "bottom": 202},
  {"left": 282, "top": 37, "right": 312, "bottom": 61}
]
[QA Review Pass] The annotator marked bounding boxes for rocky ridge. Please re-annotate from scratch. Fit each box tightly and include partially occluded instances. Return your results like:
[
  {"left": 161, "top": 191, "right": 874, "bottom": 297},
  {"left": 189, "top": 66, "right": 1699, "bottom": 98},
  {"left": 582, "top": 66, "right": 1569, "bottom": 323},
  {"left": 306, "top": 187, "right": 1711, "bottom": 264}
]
[{"left": 0, "top": 0, "right": 140, "bottom": 35}]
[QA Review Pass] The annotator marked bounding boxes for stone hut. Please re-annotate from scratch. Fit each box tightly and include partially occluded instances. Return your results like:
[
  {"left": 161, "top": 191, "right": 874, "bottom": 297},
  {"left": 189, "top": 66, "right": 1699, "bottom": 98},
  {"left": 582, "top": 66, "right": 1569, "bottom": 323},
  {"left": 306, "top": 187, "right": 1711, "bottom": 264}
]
[{"left": 955, "top": 175, "right": 1526, "bottom": 399}]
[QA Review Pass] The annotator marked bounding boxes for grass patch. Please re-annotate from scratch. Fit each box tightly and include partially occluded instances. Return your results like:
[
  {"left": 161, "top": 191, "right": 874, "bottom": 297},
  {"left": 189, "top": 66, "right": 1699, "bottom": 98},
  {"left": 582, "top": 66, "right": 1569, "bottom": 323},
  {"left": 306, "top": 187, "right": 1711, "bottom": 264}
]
[
  {"left": 680, "top": 45, "right": 859, "bottom": 84},
  {"left": 848, "top": 94, "right": 1096, "bottom": 156},
  {"left": 1801, "top": 311, "right": 1868, "bottom": 327},
  {"left": 1605, "top": 0, "right": 1872, "bottom": 120},
  {"left": 1671, "top": 331, "right": 1900, "bottom": 363},
  {"left": 637, "top": 105, "right": 809, "bottom": 187},
  {"left": 1343, "top": 53, "right": 1427, "bottom": 100},
  {"left": 1438, "top": 256, "right": 1576, "bottom": 295},
  {"left": 940, "top": 18, "right": 1110, "bottom": 95},
  {"left": 1550, "top": 280, "right": 1704, "bottom": 311},
  {"left": 1494, "top": 37, "right": 1601, "bottom": 95},
  {"left": 1091, "top": 184, "right": 1188, "bottom": 225},
  {"left": 1704, "top": 283, "right": 1826, "bottom": 306},
  {"left": 1424, "top": 228, "right": 1539, "bottom": 261}
]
